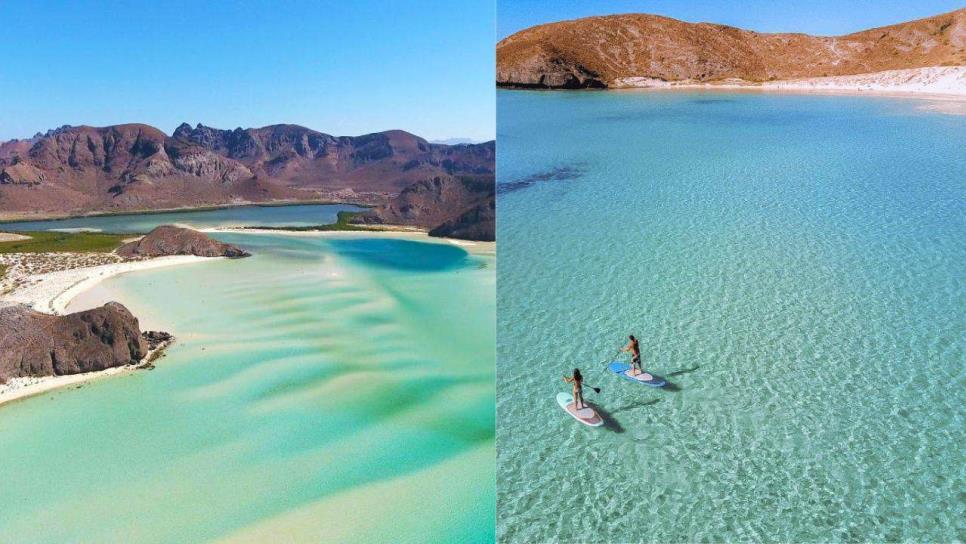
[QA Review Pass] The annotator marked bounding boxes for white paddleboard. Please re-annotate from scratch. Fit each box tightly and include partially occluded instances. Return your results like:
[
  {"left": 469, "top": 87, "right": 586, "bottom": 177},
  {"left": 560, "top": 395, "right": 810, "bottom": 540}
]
[{"left": 556, "top": 392, "right": 603, "bottom": 427}]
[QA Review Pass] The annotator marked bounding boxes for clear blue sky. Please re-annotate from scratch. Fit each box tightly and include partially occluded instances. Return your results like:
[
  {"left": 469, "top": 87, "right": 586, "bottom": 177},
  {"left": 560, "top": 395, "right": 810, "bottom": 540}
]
[
  {"left": 499, "top": 0, "right": 965, "bottom": 39},
  {"left": 0, "top": 1, "right": 495, "bottom": 142}
]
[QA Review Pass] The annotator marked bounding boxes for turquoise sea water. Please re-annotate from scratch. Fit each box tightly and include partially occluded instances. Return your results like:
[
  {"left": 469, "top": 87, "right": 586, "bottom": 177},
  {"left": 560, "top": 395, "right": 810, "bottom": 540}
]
[
  {"left": 0, "top": 230, "right": 494, "bottom": 543},
  {"left": 496, "top": 91, "right": 965, "bottom": 543},
  {"left": 0, "top": 203, "right": 363, "bottom": 233}
]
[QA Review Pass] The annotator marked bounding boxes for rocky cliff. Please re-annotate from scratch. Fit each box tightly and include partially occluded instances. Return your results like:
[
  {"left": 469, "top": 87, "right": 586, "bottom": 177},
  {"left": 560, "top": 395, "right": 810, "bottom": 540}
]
[
  {"left": 117, "top": 225, "right": 250, "bottom": 258},
  {"left": 497, "top": 8, "right": 966, "bottom": 88},
  {"left": 0, "top": 302, "right": 148, "bottom": 383},
  {"left": 0, "top": 123, "right": 495, "bottom": 224},
  {"left": 351, "top": 173, "right": 495, "bottom": 241}
]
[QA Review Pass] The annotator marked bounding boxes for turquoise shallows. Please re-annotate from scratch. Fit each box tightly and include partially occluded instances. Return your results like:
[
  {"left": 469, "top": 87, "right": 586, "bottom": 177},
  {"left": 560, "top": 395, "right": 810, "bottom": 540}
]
[{"left": 496, "top": 90, "right": 965, "bottom": 543}]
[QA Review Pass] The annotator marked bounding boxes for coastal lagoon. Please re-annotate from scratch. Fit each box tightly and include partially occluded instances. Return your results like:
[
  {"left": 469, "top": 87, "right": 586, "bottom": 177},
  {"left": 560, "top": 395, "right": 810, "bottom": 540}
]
[
  {"left": 496, "top": 91, "right": 965, "bottom": 542},
  {"left": 0, "top": 227, "right": 494, "bottom": 542},
  {"left": 0, "top": 203, "right": 364, "bottom": 233}
]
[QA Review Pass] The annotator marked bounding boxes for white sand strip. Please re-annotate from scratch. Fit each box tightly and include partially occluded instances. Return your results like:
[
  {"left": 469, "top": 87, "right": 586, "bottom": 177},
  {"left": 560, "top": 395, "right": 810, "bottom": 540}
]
[
  {"left": 0, "top": 366, "right": 134, "bottom": 407},
  {"left": 202, "top": 227, "right": 496, "bottom": 255},
  {"left": 0, "top": 232, "right": 32, "bottom": 242},
  {"left": 615, "top": 66, "right": 966, "bottom": 102},
  {"left": 3, "top": 255, "right": 215, "bottom": 314}
]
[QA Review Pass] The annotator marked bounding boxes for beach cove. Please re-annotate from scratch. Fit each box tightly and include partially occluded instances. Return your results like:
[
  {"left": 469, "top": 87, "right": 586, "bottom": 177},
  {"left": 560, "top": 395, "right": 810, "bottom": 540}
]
[{"left": 0, "top": 206, "right": 495, "bottom": 543}]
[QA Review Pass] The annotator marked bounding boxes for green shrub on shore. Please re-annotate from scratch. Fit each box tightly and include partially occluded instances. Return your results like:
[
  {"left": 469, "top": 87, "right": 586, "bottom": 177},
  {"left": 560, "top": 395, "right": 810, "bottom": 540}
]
[
  {"left": 242, "top": 211, "right": 376, "bottom": 232},
  {"left": 0, "top": 231, "right": 129, "bottom": 254}
]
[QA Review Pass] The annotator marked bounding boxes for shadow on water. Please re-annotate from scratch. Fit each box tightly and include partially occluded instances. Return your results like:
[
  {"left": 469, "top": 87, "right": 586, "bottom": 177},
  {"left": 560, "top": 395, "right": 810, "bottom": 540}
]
[
  {"left": 610, "top": 399, "right": 661, "bottom": 416},
  {"left": 328, "top": 238, "right": 471, "bottom": 272},
  {"left": 593, "top": 403, "right": 625, "bottom": 434},
  {"left": 661, "top": 380, "right": 682, "bottom": 392},
  {"left": 497, "top": 164, "right": 586, "bottom": 195},
  {"left": 666, "top": 365, "right": 700, "bottom": 378}
]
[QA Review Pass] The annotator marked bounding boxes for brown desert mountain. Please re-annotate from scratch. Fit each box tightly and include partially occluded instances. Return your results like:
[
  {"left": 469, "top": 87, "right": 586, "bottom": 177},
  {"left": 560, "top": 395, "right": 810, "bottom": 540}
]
[
  {"left": 497, "top": 8, "right": 966, "bottom": 88},
  {"left": 0, "top": 123, "right": 494, "bottom": 239}
]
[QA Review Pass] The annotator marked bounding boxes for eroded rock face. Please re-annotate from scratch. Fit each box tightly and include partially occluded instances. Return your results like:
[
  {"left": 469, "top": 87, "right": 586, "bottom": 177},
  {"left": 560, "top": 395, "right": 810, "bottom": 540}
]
[
  {"left": 429, "top": 195, "right": 495, "bottom": 242},
  {"left": 0, "top": 302, "right": 148, "bottom": 382},
  {"left": 116, "top": 225, "right": 250, "bottom": 258},
  {"left": 497, "top": 8, "right": 966, "bottom": 88},
  {"left": 352, "top": 173, "right": 495, "bottom": 241}
]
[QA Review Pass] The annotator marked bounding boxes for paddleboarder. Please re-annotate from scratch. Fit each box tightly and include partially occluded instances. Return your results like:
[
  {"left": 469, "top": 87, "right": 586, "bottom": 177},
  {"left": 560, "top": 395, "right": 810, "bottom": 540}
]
[
  {"left": 621, "top": 335, "right": 643, "bottom": 376},
  {"left": 563, "top": 368, "right": 586, "bottom": 410}
]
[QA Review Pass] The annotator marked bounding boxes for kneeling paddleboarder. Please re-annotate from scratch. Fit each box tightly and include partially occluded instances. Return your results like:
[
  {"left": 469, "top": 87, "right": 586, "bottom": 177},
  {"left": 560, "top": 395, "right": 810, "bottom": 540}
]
[{"left": 622, "top": 335, "right": 643, "bottom": 376}]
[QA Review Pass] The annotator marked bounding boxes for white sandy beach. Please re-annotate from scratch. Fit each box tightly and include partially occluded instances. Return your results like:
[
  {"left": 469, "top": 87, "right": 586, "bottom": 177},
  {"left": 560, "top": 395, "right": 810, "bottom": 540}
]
[
  {"left": 614, "top": 66, "right": 966, "bottom": 106},
  {"left": 203, "top": 226, "right": 497, "bottom": 256}
]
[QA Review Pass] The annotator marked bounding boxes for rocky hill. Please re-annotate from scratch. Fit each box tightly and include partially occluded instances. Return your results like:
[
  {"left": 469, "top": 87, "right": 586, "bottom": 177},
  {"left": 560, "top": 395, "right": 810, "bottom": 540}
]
[
  {"left": 0, "top": 123, "right": 495, "bottom": 229},
  {"left": 0, "top": 302, "right": 147, "bottom": 383},
  {"left": 117, "top": 225, "right": 250, "bottom": 258},
  {"left": 497, "top": 8, "right": 966, "bottom": 88},
  {"left": 351, "top": 173, "right": 495, "bottom": 241}
]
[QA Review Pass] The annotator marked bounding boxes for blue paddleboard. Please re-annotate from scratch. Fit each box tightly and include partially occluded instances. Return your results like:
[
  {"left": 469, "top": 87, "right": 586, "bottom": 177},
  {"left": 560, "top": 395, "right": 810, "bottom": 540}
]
[{"left": 608, "top": 362, "right": 666, "bottom": 387}]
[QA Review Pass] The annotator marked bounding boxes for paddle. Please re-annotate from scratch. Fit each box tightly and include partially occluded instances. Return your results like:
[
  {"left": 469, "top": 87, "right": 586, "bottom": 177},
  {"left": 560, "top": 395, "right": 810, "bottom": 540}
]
[{"left": 562, "top": 375, "right": 601, "bottom": 395}]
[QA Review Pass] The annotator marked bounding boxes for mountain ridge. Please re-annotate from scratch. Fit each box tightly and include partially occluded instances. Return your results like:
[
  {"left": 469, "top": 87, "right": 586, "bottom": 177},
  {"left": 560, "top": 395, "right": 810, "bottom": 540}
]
[
  {"left": 497, "top": 8, "right": 966, "bottom": 89},
  {"left": 0, "top": 123, "right": 495, "bottom": 239}
]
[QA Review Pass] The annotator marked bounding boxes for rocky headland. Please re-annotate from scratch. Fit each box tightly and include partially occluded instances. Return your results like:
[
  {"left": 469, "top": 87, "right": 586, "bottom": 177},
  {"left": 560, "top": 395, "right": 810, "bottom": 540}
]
[
  {"left": 117, "top": 225, "right": 250, "bottom": 258},
  {"left": 351, "top": 174, "right": 495, "bottom": 241},
  {"left": 0, "top": 302, "right": 147, "bottom": 383}
]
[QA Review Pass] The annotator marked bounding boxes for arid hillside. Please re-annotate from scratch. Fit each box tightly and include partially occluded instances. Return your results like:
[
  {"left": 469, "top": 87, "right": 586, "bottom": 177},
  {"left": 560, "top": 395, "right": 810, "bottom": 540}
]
[{"left": 497, "top": 8, "right": 966, "bottom": 88}]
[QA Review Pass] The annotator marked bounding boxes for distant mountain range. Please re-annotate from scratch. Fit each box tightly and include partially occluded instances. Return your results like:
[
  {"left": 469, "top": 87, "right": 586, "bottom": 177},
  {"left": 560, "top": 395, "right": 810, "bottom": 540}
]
[
  {"left": 430, "top": 138, "right": 481, "bottom": 145},
  {"left": 0, "top": 123, "right": 494, "bottom": 239},
  {"left": 497, "top": 8, "right": 966, "bottom": 88}
]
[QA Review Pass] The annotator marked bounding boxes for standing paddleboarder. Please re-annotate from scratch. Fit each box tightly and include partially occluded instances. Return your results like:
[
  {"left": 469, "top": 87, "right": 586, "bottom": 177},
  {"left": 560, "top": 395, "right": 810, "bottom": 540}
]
[
  {"left": 622, "top": 335, "right": 643, "bottom": 376},
  {"left": 563, "top": 368, "right": 586, "bottom": 410}
]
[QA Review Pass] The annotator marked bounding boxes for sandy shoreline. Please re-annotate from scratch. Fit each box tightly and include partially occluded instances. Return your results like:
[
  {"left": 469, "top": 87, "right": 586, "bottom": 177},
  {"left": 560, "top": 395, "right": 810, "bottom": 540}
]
[
  {"left": 612, "top": 67, "right": 966, "bottom": 107},
  {"left": 204, "top": 226, "right": 497, "bottom": 256},
  {"left": 2, "top": 254, "right": 214, "bottom": 314}
]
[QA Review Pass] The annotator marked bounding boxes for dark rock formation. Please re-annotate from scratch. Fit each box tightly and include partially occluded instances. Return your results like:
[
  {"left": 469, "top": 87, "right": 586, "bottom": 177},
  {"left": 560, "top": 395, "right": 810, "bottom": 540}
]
[
  {"left": 497, "top": 8, "right": 966, "bottom": 88},
  {"left": 117, "top": 225, "right": 250, "bottom": 258},
  {"left": 429, "top": 195, "right": 495, "bottom": 241},
  {"left": 0, "top": 302, "right": 148, "bottom": 383},
  {"left": 351, "top": 174, "right": 495, "bottom": 240}
]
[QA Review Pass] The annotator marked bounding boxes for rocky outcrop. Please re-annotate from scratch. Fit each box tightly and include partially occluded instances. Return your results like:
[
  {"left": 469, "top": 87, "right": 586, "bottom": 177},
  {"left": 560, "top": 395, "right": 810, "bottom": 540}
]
[
  {"left": 351, "top": 174, "right": 495, "bottom": 240},
  {"left": 0, "top": 302, "right": 148, "bottom": 383},
  {"left": 0, "top": 124, "right": 495, "bottom": 221},
  {"left": 0, "top": 161, "right": 46, "bottom": 185},
  {"left": 116, "top": 225, "right": 250, "bottom": 258},
  {"left": 428, "top": 194, "right": 495, "bottom": 241},
  {"left": 497, "top": 8, "right": 966, "bottom": 88}
]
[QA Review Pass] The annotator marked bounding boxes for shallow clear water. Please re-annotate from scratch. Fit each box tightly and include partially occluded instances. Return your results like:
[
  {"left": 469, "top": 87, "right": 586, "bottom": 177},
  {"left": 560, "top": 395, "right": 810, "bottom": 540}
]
[
  {"left": 0, "top": 203, "right": 363, "bottom": 233},
  {"left": 496, "top": 91, "right": 965, "bottom": 543},
  {"left": 0, "top": 231, "right": 494, "bottom": 543}
]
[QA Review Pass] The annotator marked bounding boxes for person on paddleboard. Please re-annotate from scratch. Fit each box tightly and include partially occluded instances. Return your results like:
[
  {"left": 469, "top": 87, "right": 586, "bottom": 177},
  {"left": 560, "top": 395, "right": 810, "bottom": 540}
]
[
  {"left": 563, "top": 368, "right": 586, "bottom": 410},
  {"left": 622, "top": 335, "right": 643, "bottom": 376}
]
